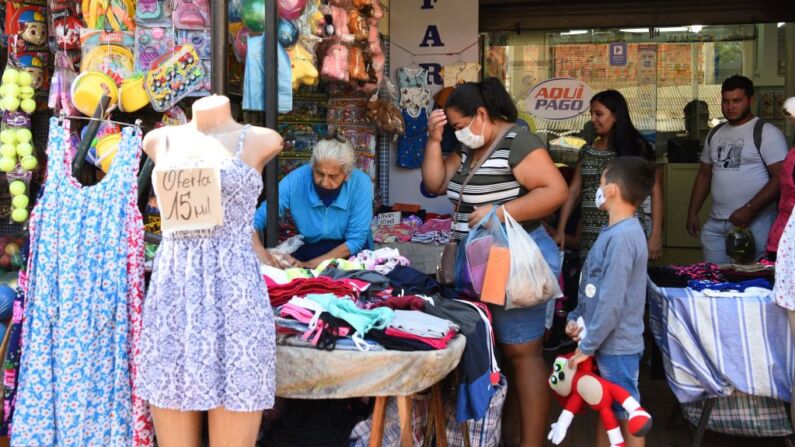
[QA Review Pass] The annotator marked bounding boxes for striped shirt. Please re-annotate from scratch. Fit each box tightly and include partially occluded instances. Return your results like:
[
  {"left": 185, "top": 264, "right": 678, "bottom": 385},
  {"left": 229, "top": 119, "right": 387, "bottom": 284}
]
[{"left": 446, "top": 126, "right": 546, "bottom": 240}]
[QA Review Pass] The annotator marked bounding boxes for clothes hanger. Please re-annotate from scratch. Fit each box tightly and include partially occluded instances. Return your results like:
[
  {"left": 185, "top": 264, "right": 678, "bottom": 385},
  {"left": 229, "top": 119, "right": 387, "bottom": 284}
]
[{"left": 58, "top": 110, "right": 142, "bottom": 129}]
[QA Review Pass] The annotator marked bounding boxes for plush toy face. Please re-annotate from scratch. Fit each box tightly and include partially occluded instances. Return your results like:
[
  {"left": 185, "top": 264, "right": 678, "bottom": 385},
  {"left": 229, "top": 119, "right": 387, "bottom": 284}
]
[
  {"left": 21, "top": 22, "right": 47, "bottom": 46},
  {"left": 549, "top": 356, "right": 576, "bottom": 397},
  {"left": 288, "top": 45, "right": 318, "bottom": 89}
]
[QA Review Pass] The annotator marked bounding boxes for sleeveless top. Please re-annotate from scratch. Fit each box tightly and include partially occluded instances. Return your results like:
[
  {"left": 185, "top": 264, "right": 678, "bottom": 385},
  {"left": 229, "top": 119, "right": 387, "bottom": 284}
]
[{"left": 138, "top": 125, "right": 276, "bottom": 412}]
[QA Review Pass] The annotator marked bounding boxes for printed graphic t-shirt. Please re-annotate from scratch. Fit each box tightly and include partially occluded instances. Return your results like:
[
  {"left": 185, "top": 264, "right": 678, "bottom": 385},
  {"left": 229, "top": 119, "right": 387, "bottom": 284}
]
[{"left": 700, "top": 117, "right": 788, "bottom": 219}]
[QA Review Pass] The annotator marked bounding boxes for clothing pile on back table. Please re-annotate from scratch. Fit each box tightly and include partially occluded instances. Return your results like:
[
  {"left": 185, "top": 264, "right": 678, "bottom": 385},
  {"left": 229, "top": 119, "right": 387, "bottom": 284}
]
[
  {"left": 373, "top": 214, "right": 453, "bottom": 246},
  {"left": 264, "top": 251, "right": 501, "bottom": 423},
  {"left": 649, "top": 262, "right": 775, "bottom": 289}
]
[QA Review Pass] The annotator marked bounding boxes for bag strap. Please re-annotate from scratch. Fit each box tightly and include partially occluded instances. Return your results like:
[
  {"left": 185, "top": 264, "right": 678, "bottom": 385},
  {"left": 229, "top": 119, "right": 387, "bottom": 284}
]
[
  {"left": 705, "top": 121, "right": 726, "bottom": 148},
  {"left": 454, "top": 124, "right": 516, "bottom": 214},
  {"left": 753, "top": 118, "right": 769, "bottom": 177}
]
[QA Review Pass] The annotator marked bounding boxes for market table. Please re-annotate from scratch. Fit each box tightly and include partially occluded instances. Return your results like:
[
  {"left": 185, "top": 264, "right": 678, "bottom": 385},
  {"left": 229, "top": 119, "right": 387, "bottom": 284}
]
[
  {"left": 275, "top": 335, "right": 466, "bottom": 446},
  {"left": 648, "top": 283, "right": 795, "bottom": 445},
  {"left": 375, "top": 242, "right": 444, "bottom": 275}
]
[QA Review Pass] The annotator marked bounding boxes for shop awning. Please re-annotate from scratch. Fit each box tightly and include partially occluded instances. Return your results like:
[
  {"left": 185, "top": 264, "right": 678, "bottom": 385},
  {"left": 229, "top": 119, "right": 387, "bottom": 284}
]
[{"left": 480, "top": 0, "right": 795, "bottom": 32}]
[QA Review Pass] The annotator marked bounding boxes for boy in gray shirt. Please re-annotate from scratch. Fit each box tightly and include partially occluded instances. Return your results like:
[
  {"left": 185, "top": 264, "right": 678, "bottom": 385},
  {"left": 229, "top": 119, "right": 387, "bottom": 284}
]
[{"left": 566, "top": 156, "right": 655, "bottom": 447}]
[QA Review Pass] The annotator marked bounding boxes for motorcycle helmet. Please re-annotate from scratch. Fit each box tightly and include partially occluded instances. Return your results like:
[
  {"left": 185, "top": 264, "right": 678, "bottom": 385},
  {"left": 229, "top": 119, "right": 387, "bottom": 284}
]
[{"left": 725, "top": 227, "right": 755, "bottom": 264}]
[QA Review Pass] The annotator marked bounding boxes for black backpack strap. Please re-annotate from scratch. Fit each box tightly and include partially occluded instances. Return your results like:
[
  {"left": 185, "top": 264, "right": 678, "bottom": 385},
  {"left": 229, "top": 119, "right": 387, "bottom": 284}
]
[
  {"left": 753, "top": 118, "right": 769, "bottom": 177},
  {"left": 706, "top": 121, "right": 727, "bottom": 148}
]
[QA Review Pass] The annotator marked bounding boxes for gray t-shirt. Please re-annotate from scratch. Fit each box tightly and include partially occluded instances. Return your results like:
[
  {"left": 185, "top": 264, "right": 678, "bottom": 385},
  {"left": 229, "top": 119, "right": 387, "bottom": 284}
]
[{"left": 700, "top": 117, "right": 788, "bottom": 219}]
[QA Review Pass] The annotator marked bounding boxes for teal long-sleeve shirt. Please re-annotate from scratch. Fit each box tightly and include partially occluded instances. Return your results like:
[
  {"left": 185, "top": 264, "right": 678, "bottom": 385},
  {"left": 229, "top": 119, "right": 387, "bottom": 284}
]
[{"left": 253, "top": 164, "right": 373, "bottom": 255}]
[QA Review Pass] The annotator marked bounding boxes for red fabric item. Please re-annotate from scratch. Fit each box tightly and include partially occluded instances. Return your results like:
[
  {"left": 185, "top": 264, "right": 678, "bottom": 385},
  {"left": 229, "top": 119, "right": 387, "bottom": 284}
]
[
  {"left": 768, "top": 147, "right": 795, "bottom": 253},
  {"left": 384, "top": 327, "right": 455, "bottom": 350},
  {"left": 266, "top": 277, "right": 357, "bottom": 306},
  {"left": 373, "top": 295, "right": 426, "bottom": 311}
]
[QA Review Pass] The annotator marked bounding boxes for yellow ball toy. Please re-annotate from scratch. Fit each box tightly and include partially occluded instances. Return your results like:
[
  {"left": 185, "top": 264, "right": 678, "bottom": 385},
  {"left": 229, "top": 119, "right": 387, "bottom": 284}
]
[{"left": 11, "top": 208, "right": 28, "bottom": 223}]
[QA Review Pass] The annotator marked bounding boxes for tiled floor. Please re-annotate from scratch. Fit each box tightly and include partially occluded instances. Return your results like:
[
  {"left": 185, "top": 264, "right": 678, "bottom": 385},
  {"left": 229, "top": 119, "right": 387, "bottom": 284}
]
[{"left": 545, "top": 349, "right": 795, "bottom": 447}]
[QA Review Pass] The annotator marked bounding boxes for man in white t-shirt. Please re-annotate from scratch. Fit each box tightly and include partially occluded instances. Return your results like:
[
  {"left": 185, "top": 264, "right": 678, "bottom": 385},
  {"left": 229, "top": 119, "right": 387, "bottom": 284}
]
[{"left": 687, "top": 75, "right": 788, "bottom": 264}]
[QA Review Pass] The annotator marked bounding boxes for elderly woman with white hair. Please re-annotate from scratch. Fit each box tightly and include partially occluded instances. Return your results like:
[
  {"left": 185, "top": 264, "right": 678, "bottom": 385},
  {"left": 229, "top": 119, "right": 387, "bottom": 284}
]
[{"left": 254, "top": 133, "right": 373, "bottom": 268}]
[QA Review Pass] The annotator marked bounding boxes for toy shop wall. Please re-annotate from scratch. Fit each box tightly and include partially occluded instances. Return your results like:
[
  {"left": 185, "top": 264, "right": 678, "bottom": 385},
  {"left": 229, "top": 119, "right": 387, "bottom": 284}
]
[{"left": 387, "top": 0, "right": 479, "bottom": 214}]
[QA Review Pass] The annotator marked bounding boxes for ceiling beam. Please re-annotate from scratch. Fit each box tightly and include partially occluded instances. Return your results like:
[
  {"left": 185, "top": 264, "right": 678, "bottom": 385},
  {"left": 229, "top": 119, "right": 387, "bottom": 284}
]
[{"left": 480, "top": 1, "right": 795, "bottom": 31}]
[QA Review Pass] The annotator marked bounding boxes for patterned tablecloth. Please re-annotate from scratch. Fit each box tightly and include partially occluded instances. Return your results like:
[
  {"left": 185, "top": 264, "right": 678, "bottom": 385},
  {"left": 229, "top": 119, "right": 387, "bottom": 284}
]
[{"left": 648, "top": 283, "right": 794, "bottom": 404}]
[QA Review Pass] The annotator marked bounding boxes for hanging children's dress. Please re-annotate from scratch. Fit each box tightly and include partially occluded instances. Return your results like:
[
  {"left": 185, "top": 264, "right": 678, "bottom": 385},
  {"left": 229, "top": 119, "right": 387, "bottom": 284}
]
[
  {"left": 396, "top": 67, "right": 431, "bottom": 169},
  {"left": 12, "top": 117, "right": 146, "bottom": 446},
  {"left": 138, "top": 125, "right": 276, "bottom": 412}
]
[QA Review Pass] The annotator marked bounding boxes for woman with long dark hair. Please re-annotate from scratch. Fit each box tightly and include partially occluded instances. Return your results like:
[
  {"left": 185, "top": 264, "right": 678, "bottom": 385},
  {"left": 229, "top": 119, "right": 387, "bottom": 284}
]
[
  {"left": 422, "top": 78, "right": 568, "bottom": 446},
  {"left": 555, "top": 90, "right": 663, "bottom": 262}
]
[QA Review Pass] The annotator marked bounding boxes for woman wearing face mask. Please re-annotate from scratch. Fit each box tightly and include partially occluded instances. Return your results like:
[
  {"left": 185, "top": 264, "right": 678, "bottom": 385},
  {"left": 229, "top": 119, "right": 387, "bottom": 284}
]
[
  {"left": 422, "top": 78, "right": 568, "bottom": 447},
  {"left": 555, "top": 90, "right": 662, "bottom": 263},
  {"left": 254, "top": 132, "right": 373, "bottom": 269}
]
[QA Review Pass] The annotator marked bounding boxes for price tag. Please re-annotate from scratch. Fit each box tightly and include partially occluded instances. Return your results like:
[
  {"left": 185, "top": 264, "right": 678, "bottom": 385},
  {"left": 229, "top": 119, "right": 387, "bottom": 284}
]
[{"left": 154, "top": 166, "right": 224, "bottom": 233}]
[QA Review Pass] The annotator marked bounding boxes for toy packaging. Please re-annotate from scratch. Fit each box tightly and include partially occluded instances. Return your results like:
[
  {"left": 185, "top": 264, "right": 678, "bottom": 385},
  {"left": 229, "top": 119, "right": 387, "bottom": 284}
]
[
  {"left": 144, "top": 44, "right": 206, "bottom": 111},
  {"left": 135, "top": 25, "right": 176, "bottom": 72},
  {"left": 6, "top": 3, "right": 50, "bottom": 55},
  {"left": 80, "top": 29, "right": 136, "bottom": 79},
  {"left": 81, "top": 0, "right": 136, "bottom": 31},
  {"left": 173, "top": 0, "right": 210, "bottom": 30},
  {"left": 48, "top": 1, "right": 82, "bottom": 51},
  {"left": 136, "top": 0, "right": 172, "bottom": 26}
]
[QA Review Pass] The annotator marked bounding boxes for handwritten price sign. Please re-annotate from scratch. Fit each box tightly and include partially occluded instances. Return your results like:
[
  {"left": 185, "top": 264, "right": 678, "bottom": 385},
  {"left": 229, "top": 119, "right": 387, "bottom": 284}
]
[{"left": 154, "top": 166, "right": 224, "bottom": 233}]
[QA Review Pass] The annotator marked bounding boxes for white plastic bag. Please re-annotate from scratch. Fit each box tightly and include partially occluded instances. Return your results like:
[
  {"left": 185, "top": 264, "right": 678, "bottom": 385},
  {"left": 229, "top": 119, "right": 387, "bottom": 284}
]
[
  {"left": 504, "top": 208, "right": 563, "bottom": 309},
  {"left": 272, "top": 234, "right": 305, "bottom": 255}
]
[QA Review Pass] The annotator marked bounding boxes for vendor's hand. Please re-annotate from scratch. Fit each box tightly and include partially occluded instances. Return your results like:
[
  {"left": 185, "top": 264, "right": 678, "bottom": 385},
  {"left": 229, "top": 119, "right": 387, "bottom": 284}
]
[
  {"left": 467, "top": 204, "right": 497, "bottom": 227},
  {"left": 271, "top": 252, "right": 302, "bottom": 269},
  {"left": 565, "top": 320, "right": 583, "bottom": 342},
  {"left": 648, "top": 233, "right": 663, "bottom": 261},
  {"left": 567, "top": 348, "right": 590, "bottom": 369},
  {"left": 686, "top": 213, "right": 701, "bottom": 238},
  {"left": 427, "top": 109, "right": 447, "bottom": 144},
  {"left": 728, "top": 205, "right": 754, "bottom": 228},
  {"left": 256, "top": 248, "right": 281, "bottom": 268}
]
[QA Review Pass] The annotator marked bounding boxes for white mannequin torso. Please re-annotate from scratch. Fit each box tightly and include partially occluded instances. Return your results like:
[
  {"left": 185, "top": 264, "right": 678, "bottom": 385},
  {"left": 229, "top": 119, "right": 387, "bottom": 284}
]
[{"left": 142, "top": 95, "right": 283, "bottom": 173}]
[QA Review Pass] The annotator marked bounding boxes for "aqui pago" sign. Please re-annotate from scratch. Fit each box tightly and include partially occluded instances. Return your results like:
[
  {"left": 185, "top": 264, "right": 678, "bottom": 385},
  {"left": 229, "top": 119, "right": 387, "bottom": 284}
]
[{"left": 525, "top": 78, "right": 593, "bottom": 120}]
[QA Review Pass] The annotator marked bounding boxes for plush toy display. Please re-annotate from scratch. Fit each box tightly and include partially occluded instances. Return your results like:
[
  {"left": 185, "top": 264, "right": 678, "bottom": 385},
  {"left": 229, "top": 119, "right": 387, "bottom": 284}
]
[
  {"left": 287, "top": 44, "right": 319, "bottom": 90},
  {"left": 548, "top": 354, "right": 652, "bottom": 447}
]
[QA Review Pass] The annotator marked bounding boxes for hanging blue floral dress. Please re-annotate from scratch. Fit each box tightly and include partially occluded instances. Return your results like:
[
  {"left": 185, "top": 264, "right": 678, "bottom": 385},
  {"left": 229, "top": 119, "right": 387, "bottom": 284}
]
[{"left": 12, "top": 118, "right": 144, "bottom": 446}]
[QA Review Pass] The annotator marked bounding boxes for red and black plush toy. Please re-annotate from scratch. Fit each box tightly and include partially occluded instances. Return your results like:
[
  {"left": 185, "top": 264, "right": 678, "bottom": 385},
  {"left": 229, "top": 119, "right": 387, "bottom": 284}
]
[{"left": 547, "top": 353, "right": 652, "bottom": 447}]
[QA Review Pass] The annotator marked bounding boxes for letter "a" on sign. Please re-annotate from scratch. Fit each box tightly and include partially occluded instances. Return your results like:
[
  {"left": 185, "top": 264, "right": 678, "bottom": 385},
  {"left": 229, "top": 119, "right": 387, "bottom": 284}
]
[{"left": 419, "top": 25, "right": 445, "bottom": 47}]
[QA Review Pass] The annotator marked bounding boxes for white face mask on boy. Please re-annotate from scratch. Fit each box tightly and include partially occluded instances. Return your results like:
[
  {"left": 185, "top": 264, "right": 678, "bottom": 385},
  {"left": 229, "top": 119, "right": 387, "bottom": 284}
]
[
  {"left": 594, "top": 186, "right": 607, "bottom": 210},
  {"left": 455, "top": 115, "right": 486, "bottom": 149}
]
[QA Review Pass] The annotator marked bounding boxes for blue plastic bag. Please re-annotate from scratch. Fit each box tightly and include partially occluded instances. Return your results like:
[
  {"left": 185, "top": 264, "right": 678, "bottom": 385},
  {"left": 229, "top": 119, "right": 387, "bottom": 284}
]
[{"left": 456, "top": 208, "right": 508, "bottom": 299}]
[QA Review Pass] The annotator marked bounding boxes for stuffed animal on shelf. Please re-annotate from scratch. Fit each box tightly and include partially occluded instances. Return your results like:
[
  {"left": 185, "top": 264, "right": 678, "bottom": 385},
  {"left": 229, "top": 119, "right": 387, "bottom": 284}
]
[
  {"left": 287, "top": 44, "right": 319, "bottom": 90},
  {"left": 547, "top": 354, "right": 652, "bottom": 447}
]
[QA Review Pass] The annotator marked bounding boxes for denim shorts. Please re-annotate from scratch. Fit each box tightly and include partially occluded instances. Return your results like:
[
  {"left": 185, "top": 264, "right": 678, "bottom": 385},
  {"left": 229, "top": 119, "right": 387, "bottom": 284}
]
[
  {"left": 489, "top": 226, "right": 562, "bottom": 345},
  {"left": 595, "top": 351, "right": 642, "bottom": 420}
]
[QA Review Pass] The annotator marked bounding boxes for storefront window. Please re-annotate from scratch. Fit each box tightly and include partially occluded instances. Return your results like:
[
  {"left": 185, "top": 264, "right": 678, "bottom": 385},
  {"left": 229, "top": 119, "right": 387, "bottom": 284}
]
[{"left": 484, "top": 23, "right": 788, "bottom": 160}]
